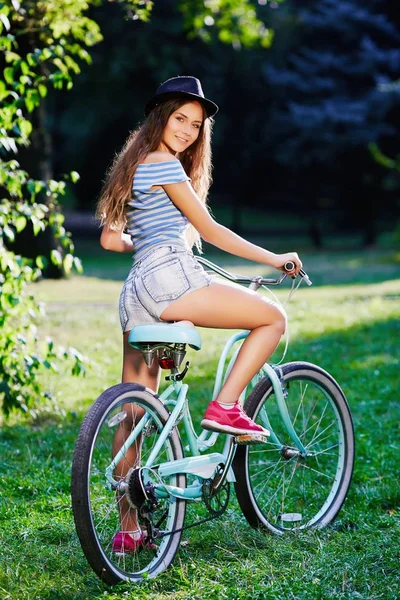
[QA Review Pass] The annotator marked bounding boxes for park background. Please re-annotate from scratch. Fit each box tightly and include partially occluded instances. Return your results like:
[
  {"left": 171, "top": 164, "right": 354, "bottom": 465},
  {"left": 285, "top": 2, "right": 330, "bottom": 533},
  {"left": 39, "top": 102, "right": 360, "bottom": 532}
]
[{"left": 0, "top": 1, "right": 399, "bottom": 599}]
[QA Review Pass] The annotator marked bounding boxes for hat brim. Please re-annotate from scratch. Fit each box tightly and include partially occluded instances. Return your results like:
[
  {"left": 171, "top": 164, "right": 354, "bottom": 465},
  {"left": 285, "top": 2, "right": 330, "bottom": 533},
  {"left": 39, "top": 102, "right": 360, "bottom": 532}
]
[{"left": 144, "top": 91, "right": 218, "bottom": 118}]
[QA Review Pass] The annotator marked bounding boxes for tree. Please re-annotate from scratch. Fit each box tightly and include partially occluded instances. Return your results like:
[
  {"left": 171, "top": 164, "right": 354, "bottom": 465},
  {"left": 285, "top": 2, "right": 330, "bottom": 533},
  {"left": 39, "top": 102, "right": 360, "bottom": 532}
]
[
  {"left": 0, "top": 0, "right": 153, "bottom": 415},
  {"left": 263, "top": 0, "right": 400, "bottom": 245}
]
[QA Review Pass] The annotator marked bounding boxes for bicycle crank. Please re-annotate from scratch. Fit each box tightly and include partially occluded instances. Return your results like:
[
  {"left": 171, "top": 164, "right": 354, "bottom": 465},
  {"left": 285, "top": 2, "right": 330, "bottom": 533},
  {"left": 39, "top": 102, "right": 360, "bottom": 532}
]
[{"left": 202, "top": 464, "right": 230, "bottom": 516}]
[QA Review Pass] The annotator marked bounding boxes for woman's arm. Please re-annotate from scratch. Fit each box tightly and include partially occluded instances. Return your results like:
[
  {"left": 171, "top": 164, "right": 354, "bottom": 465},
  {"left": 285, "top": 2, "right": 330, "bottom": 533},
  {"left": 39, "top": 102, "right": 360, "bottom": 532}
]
[
  {"left": 100, "top": 226, "right": 134, "bottom": 253},
  {"left": 162, "top": 181, "right": 302, "bottom": 272}
]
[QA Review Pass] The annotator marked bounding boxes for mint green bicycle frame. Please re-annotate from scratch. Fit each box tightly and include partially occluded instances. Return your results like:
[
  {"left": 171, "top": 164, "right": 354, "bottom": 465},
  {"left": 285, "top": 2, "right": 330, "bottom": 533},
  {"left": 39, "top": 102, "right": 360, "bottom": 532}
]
[{"left": 105, "top": 331, "right": 308, "bottom": 501}]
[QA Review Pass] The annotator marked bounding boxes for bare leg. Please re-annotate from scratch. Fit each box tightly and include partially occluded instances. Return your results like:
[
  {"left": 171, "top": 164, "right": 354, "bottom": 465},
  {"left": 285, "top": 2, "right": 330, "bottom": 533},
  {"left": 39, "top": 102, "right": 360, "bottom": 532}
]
[
  {"left": 160, "top": 282, "right": 286, "bottom": 405},
  {"left": 113, "top": 333, "right": 160, "bottom": 534}
]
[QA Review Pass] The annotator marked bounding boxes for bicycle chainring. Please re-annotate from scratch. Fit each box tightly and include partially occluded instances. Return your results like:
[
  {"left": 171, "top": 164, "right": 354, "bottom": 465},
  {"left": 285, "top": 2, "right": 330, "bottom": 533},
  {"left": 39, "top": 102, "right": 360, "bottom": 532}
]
[{"left": 202, "top": 465, "right": 230, "bottom": 516}]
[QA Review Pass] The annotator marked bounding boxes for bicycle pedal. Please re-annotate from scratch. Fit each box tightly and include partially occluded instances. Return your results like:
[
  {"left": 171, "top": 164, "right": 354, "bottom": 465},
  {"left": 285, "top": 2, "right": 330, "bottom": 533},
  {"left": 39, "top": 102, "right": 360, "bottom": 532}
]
[{"left": 234, "top": 433, "right": 269, "bottom": 445}]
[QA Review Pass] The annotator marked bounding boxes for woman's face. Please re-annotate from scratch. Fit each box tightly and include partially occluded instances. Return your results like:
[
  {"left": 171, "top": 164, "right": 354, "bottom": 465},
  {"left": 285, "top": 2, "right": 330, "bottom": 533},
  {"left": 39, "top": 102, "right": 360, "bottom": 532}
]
[{"left": 160, "top": 101, "right": 204, "bottom": 154}]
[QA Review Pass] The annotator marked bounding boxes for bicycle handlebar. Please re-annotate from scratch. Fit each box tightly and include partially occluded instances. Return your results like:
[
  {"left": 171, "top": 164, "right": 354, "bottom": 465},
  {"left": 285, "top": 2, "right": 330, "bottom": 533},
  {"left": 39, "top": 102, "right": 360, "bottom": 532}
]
[
  {"left": 284, "top": 261, "right": 312, "bottom": 286},
  {"left": 196, "top": 257, "right": 312, "bottom": 287}
]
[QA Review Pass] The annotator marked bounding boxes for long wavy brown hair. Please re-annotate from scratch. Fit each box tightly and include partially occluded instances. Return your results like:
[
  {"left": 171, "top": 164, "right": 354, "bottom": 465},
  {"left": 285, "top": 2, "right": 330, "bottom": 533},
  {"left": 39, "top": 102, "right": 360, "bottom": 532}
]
[{"left": 96, "top": 98, "right": 214, "bottom": 251}]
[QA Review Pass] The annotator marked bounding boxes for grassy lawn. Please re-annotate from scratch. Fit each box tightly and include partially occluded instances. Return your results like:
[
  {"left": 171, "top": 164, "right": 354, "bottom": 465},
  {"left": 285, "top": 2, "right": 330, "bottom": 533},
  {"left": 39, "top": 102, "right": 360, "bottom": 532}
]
[{"left": 0, "top": 245, "right": 399, "bottom": 599}]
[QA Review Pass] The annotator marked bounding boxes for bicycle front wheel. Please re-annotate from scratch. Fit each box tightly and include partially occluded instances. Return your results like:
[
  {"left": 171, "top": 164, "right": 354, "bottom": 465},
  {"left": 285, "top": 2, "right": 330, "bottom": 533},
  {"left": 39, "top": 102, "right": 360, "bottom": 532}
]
[
  {"left": 71, "top": 383, "right": 186, "bottom": 585},
  {"left": 233, "top": 362, "right": 354, "bottom": 533}
]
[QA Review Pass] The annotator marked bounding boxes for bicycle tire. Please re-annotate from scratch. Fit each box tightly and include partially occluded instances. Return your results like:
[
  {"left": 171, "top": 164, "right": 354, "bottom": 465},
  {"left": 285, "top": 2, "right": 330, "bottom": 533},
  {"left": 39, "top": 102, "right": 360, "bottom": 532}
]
[
  {"left": 233, "top": 362, "right": 354, "bottom": 534},
  {"left": 71, "top": 383, "right": 186, "bottom": 585}
]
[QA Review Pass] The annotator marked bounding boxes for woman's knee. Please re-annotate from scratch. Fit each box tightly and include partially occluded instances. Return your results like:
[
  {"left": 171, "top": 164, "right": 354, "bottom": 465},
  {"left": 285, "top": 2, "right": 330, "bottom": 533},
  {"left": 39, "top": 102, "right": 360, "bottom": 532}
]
[
  {"left": 273, "top": 315, "right": 287, "bottom": 336},
  {"left": 262, "top": 300, "right": 287, "bottom": 334}
]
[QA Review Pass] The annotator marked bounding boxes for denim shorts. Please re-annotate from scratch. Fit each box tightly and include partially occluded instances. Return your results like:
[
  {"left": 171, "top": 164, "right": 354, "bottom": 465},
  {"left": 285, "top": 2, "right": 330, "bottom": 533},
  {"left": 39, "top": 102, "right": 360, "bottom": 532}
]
[{"left": 119, "top": 245, "right": 213, "bottom": 332}]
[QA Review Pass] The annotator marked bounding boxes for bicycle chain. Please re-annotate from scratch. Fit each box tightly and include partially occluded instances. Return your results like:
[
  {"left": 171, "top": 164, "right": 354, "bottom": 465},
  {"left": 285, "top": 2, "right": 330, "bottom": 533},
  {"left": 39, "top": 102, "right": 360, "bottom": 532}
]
[
  {"left": 155, "top": 511, "right": 221, "bottom": 539},
  {"left": 143, "top": 469, "right": 230, "bottom": 540}
]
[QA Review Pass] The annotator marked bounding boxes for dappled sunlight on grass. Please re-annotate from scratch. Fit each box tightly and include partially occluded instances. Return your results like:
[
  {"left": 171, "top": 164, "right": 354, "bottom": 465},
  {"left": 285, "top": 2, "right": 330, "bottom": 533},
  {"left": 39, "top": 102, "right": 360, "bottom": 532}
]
[{"left": 349, "top": 353, "right": 398, "bottom": 370}]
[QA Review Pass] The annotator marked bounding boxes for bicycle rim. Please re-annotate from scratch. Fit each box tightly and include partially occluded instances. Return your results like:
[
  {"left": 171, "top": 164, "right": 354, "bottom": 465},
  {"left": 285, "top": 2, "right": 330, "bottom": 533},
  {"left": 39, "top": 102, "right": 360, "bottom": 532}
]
[
  {"left": 234, "top": 362, "right": 354, "bottom": 533},
  {"left": 71, "top": 385, "right": 186, "bottom": 584}
]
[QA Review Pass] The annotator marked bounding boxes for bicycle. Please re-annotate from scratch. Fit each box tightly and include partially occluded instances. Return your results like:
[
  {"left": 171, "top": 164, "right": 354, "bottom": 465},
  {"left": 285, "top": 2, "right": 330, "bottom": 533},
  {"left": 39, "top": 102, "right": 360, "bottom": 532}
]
[{"left": 71, "top": 258, "right": 355, "bottom": 586}]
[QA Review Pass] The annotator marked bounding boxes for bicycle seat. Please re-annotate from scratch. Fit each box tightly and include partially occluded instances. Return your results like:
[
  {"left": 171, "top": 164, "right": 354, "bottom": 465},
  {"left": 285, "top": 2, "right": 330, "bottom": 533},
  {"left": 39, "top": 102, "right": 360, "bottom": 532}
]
[{"left": 128, "top": 323, "right": 202, "bottom": 351}]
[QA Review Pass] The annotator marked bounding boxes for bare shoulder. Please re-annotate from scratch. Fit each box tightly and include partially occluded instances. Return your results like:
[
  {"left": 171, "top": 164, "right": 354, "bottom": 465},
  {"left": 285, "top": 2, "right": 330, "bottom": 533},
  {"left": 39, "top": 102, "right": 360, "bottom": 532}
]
[{"left": 142, "top": 151, "right": 179, "bottom": 165}]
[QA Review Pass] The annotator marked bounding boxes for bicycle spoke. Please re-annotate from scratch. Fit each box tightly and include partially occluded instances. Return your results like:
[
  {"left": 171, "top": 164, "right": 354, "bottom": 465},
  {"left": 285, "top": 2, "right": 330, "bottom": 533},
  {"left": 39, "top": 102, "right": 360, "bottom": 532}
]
[
  {"left": 278, "top": 461, "right": 299, "bottom": 520},
  {"left": 306, "top": 400, "right": 330, "bottom": 445},
  {"left": 263, "top": 461, "right": 298, "bottom": 521},
  {"left": 299, "top": 393, "right": 322, "bottom": 440},
  {"left": 306, "top": 420, "right": 336, "bottom": 450},
  {"left": 310, "top": 443, "right": 339, "bottom": 458},
  {"left": 252, "top": 457, "right": 286, "bottom": 491},
  {"left": 297, "top": 462, "right": 335, "bottom": 480}
]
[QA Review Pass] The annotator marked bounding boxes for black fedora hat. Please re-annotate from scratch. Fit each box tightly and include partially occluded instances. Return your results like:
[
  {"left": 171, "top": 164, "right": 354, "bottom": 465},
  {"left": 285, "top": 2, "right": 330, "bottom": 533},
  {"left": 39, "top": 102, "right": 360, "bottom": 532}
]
[{"left": 144, "top": 76, "right": 218, "bottom": 118}]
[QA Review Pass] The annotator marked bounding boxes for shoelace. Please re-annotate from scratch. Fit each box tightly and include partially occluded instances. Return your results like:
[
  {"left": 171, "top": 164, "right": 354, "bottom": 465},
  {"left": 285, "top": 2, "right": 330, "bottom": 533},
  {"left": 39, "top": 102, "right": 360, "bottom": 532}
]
[{"left": 236, "top": 404, "right": 255, "bottom": 424}]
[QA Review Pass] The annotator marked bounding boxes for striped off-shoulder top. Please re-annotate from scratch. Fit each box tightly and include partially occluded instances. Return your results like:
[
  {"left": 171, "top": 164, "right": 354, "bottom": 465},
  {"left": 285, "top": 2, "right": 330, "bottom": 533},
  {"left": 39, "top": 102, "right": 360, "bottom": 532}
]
[{"left": 126, "top": 160, "right": 190, "bottom": 261}]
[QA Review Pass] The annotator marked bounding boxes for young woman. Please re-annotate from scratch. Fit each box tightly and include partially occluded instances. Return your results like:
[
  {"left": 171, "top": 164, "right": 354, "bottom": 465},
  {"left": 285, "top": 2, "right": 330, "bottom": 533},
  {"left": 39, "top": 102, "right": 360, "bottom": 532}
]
[{"left": 97, "top": 76, "right": 302, "bottom": 553}]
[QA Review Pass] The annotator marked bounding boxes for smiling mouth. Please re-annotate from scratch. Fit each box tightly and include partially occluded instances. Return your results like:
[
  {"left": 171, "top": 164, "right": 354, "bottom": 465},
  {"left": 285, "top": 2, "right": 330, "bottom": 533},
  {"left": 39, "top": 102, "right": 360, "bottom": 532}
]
[{"left": 175, "top": 136, "right": 188, "bottom": 143}]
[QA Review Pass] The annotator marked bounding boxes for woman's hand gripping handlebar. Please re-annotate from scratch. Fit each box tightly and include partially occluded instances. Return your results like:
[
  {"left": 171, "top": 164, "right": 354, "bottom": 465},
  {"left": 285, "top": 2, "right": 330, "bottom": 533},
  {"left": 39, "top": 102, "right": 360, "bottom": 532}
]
[{"left": 284, "top": 261, "right": 312, "bottom": 286}]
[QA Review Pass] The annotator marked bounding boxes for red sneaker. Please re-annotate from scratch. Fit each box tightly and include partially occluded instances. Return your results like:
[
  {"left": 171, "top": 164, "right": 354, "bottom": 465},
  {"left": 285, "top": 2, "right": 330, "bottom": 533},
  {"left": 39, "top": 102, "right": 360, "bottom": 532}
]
[
  {"left": 112, "top": 530, "right": 157, "bottom": 556},
  {"left": 201, "top": 400, "right": 270, "bottom": 436}
]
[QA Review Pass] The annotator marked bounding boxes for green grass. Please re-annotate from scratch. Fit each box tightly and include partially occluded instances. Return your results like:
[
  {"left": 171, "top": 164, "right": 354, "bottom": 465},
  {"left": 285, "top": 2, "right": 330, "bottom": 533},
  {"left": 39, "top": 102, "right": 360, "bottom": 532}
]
[{"left": 0, "top": 246, "right": 399, "bottom": 599}]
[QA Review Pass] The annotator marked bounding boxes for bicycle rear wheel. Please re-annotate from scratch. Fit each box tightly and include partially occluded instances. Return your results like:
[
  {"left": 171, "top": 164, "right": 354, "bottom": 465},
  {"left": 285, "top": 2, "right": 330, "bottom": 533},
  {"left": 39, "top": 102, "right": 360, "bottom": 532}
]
[
  {"left": 71, "top": 383, "right": 186, "bottom": 585},
  {"left": 233, "top": 362, "right": 354, "bottom": 533}
]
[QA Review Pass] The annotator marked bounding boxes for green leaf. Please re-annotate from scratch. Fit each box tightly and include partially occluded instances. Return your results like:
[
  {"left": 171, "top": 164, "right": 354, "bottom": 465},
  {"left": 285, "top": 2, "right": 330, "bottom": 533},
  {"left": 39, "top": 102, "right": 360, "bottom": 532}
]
[
  {"left": 53, "top": 57, "right": 68, "bottom": 74},
  {"left": 15, "top": 215, "right": 27, "bottom": 232},
  {"left": 64, "top": 55, "right": 81, "bottom": 74},
  {"left": 5, "top": 51, "right": 20, "bottom": 63},
  {"left": 368, "top": 142, "right": 397, "bottom": 170},
  {"left": 3, "top": 225, "right": 15, "bottom": 241},
  {"left": 1, "top": 280, "right": 14, "bottom": 295},
  {"left": 18, "top": 119, "right": 33, "bottom": 140},
  {"left": 69, "top": 347, "right": 85, "bottom": 362},
  {"left": 38, "top": 84, "right": 47, "bottom": 98},
  {"left": 43, "top": 360, "right": 57, "bottom": 371},
  {"left": 26, "top": 53, "right": 38, "bottom": 67},
  {"left": 35, "top": 255, "right": 48, "bottom": 269},
  {"left": 50, "top": 249, "right": 63, "bottom": 266},
  {"left": 40, "top": 48, "right": 52, "bottom": 61},
  {"left": 0, "top": 13, "right": 10, "bottom": 31},
  {"left": 73, "top": 256, "right": 83, "bottom": 274},
  {"left": 25, "top": 89, "right": 40, "bottom": 113},
  {"left": 0, "top": 137, "right": 18, "bottom": 153},
  {"left": 70, "top": 171, "right": 80, "bottom": 183},
  {"left": 48, "top": 179, "right": 65, "bottom": 193},
  {"left": 4, "top": 67, "right": 14, "bottom": 85},
  {"left": 63, "top": 253, "right": 74, "bottom": 273},
  {"left": 20, "top": 61, "right": 29, "bottom": 75},
  {"left": 31, "top": 217, "right": 44, "bottom": 236}
]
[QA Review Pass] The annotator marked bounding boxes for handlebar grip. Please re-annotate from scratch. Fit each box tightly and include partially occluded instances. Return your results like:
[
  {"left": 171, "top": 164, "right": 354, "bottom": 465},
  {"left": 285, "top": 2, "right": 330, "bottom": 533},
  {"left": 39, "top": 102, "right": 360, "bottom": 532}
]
[
  {"left": 284, "top": 261, "right": 295, "bottom": 272},
  {"left": 283, "top": 262, "right": 312, "bottom": 285}
]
